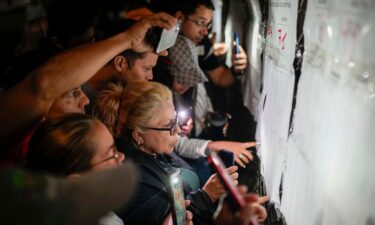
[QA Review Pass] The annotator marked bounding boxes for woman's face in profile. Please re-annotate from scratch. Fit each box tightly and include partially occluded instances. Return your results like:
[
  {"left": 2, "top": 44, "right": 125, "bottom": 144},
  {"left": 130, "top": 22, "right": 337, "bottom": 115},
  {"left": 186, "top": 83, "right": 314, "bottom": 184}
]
[
  {"left": 141, "top": 100, "right": 180, "bottom": 155},
  {"left": 89, "top": 121, "right": 125, "bottom": 170}
]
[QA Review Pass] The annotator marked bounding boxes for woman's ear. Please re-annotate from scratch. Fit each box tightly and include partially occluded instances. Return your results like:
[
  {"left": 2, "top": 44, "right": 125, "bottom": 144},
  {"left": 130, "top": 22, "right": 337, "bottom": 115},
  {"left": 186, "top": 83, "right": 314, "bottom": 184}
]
[
  {"left": 132, "top": 130, "right": 144, "bottom": 145},
  {"left": 113, "top": 55, "right": 128, "bottom": 73},
  {"left": 66, "top": 173, "right": 82, "bottom": 180}
]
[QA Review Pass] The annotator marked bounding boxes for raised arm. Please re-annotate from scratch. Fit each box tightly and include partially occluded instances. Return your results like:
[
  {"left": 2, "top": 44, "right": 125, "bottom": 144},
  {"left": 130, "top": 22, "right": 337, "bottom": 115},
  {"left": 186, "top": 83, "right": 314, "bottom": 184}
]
[{"left": 0, "top": 13, "right": 176, "bottom": 140}]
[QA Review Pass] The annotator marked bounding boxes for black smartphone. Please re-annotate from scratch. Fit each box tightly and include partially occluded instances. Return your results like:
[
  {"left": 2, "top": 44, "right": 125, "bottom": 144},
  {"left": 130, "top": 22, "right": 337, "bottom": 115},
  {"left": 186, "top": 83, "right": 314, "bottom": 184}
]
[
  {"left": 168, "top": 169, "right": 187, "bottom": 225},
  {"left": 234, "top": 32, "right": 240, "bottom": 54},
  {"left": 218, "top": 149, "right": 235, "bottom": 168},
  {"left": 155, "top": 20, "right": 181, "bottom": 53},
  {"left": 208, "top": 150, "right": 246, "bottom": 212}
]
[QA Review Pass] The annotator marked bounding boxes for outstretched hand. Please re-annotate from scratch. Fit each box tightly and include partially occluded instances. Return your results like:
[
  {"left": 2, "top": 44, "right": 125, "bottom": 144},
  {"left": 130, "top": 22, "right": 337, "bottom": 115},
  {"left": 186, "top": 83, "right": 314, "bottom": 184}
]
[{"left": 207, "top": 141, "right": 256, "bottom": 168}]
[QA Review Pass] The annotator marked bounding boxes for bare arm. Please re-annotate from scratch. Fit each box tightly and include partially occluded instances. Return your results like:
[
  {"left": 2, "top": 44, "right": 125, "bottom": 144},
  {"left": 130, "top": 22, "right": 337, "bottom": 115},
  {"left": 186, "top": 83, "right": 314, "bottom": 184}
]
[
  {"left": 0, "top": 12, "right": 176, "bottom": 140},
  {"left": 206, "top": 44, "right": 248, "bottom": 88},
  {"left": 206, "top": 66, "right": 236, "bottom": 88}
]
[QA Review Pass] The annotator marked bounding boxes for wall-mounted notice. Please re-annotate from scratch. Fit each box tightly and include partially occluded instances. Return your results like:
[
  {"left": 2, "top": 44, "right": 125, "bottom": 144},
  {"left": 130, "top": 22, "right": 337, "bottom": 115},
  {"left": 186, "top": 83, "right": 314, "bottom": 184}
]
[
  {"left": 265, "top": 0, "right": 297, "bottom": 72},
  {"left": 281, "top": 0, "right": 375, "bottom": 224},
  {"left": 257, "top": 0, "right": 298, "bottom": 207}
]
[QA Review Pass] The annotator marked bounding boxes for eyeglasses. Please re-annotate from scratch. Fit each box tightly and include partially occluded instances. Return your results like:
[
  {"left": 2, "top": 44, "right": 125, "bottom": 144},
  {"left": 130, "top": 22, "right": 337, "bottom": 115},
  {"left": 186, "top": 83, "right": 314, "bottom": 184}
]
[
  {"left": 92, "top": 148, "right": 120, "bottom": 166},
  {"left": 187, "top": 17, "right": 212, "bottom": 30},
  {"left": 142, "top": 114, "right": 179, "bottom": 136}
]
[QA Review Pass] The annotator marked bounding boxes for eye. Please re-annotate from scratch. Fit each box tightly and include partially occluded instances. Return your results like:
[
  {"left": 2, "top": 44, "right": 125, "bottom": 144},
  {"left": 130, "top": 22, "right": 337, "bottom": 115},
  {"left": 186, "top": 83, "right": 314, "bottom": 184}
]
[{"left": 72, "top": 90, "right": 80, "bottom": 98}]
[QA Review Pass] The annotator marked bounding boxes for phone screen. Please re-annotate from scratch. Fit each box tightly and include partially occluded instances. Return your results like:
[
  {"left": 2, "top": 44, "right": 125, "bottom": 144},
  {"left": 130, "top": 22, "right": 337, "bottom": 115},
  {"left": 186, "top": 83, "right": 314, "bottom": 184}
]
[
  {"left": 168, "top": 169, "right": 187, "bottom": 225},
  {"left": 234, "top": 32, "right": 240, "bottom": 54},
  {"left": 156, "top": 20, "right": 181, "bottom": 53},
  {"left": 218, "top": 149, "right": 235, "bottom": 168},
  {"left": 208, "top": 150, "right": 246, "bottom": 212}
]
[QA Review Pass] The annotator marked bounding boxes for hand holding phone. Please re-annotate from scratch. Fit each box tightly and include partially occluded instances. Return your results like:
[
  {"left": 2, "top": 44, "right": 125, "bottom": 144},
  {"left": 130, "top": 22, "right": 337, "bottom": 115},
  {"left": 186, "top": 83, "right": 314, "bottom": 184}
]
[
  {"left": 168, "top": 169, "right": 187, "bottom": 225},
  {"left": 156, "top": 20, "right": 181, "bottom": 53},
  {"left": 207, "top": 150, "right": 246, "bottom": 212}
]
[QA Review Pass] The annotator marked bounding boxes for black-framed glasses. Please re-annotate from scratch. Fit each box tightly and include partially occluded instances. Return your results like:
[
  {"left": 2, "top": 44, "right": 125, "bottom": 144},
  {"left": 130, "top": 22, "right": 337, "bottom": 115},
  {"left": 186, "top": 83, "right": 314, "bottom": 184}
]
[
  {"left": 92, "top": 148, "right": 120, "bottom": 166},
  {"left": 187, "top": 17, "right": 212, "bottom": 30},
  {"left": 142, "top": 114, "right": 179, "bottom": 136}
]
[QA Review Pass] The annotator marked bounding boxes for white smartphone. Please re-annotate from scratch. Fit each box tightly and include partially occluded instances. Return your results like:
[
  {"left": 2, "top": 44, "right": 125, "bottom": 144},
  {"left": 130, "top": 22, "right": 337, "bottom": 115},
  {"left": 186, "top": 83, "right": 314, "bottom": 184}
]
[
  {"left": 168, "top": 168, "right": 187, "bottom": 225},
  {"left": 156, "top": 20, "right": 181, "bottom": 53}
]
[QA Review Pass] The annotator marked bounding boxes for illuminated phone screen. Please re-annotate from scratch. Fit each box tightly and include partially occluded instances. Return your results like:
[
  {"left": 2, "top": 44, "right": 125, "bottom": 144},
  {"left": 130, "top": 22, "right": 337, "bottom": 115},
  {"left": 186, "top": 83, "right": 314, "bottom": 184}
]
[{"left": 169, "top": 169, "right": 187, "bottom": 225}]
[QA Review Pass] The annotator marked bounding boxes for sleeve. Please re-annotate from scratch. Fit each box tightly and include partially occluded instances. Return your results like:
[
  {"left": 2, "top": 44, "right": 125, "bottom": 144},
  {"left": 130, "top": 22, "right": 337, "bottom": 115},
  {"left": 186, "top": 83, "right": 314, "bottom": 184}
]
[
  {"left": 187, "top": 190, "right": 216, "bottom": 225},
  {"left": 198, "top": 37, "right": 222, "bottom": 72},
  {"left": 174, "top": 136, "right": 211, "bottom": 159}
]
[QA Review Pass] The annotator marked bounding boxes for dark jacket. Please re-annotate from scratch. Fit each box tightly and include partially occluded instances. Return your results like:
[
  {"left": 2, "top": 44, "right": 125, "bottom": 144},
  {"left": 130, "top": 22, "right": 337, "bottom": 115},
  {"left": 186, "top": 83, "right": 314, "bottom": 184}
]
[{"left": 116, "top": 142, "right": 215, "bottom": 225}]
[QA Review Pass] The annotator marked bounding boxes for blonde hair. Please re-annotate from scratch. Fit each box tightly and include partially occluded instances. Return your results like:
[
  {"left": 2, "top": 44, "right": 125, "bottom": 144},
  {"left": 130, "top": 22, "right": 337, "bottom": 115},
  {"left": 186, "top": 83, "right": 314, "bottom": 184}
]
[{"left": 93, "top": 81, "right": 172, "bottom": 140}]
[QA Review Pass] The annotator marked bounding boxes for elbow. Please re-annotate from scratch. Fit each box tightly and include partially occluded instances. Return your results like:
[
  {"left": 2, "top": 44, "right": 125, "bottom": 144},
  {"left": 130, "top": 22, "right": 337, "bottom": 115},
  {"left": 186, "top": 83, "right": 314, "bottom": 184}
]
[{"left": 29, "top": 70, "right": 54, "bottom": 101}]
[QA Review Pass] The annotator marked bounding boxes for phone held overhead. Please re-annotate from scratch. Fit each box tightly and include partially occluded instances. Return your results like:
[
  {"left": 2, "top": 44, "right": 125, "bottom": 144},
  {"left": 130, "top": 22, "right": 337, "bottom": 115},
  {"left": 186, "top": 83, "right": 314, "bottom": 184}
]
[{"left": 156, "top": 20, "right": 182, "bottom": 53}]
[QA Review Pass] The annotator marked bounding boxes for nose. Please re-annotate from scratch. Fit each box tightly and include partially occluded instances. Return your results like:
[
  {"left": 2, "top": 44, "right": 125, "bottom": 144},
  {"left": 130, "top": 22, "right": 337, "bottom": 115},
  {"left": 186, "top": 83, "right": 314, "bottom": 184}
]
[
  {"left": 147, "top": 71, "right": 153, "bottom": 81},
  {"left": 201, "top": 27, "right": 208, "bottom": 36},
  {"left": 79, "top": 92, "right": 90, "bottom": 108}
]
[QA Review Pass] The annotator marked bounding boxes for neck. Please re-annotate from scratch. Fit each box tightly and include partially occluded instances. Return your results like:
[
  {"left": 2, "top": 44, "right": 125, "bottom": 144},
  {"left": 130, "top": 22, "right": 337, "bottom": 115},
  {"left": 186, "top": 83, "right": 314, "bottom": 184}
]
[{"left": 88, "top": 65, "right": 118, "bottom": 92}]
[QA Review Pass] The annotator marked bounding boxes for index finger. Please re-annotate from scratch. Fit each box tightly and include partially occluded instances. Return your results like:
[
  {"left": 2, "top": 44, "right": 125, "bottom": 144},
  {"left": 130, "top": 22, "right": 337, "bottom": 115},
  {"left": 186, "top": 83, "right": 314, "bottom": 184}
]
[
  {"left": 244, "top": 142, "right": 257, "bottom": 148},
  {"left": 257, "top": 195, "right": 270, "bottom": 204},
  {"left": 144, "top": 12, "right": 176, "bottom": 30}
]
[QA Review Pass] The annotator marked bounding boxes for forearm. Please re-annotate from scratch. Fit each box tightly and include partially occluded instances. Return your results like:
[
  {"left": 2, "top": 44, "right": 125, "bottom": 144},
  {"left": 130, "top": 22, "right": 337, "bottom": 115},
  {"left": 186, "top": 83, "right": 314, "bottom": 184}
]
[
  {"left": 207, "top": 66, "right": 235, "bottom": 88},
  {"left": 175, "top": 136, "right": 210, "bottom": 159},
  {"left": 32, "top": 32, "right": 132, "bottom": 101}
]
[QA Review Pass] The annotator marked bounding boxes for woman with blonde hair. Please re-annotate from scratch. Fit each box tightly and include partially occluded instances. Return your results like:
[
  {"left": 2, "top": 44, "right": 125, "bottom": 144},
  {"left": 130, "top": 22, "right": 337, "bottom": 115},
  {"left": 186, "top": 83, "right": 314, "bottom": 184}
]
[{"left": 93, "top": 81, "right": 239, "bottom": 225}]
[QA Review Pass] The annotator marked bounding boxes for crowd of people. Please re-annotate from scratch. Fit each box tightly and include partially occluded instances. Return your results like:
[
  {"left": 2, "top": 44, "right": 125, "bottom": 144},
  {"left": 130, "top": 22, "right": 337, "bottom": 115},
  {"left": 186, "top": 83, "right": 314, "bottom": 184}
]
[{"left": 0, "top": 0, "right": 268, "bottom": 224}]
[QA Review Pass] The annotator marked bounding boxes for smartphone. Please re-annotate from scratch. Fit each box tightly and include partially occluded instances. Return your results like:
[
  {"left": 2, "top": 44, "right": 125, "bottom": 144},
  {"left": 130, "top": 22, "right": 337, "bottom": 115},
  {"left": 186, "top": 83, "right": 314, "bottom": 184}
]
[
  {"left": 218, "top": 149, "right": 235, "bottom": 168},
  {"left": 156, "top": 20, "right": 181, "bottom": 53},
  {"left": 177, "top": 108, "right": 191, "bottom": 127},
  {"left": 233, "top": 32, "right": 240, "bottom": 54},
  {"left": 168, "top": 169, "right": 187, "bottom": 225},
  {"left": 208, "top": 150, "right": 245, "bottom": 212}
]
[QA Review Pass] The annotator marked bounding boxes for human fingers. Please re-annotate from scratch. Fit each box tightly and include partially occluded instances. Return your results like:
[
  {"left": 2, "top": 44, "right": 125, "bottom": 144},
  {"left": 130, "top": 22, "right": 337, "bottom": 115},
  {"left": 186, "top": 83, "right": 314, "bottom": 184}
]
[
  {"left": 143, "top": 12, "right": 176, "bottom": 30},
  {"left": 257, "top": 195, "right": 270, "bottom": 204},
  {"left": 237, "top": 185, "right": 248, "bottom": 194},
  {"left": 225, "top": 165, "right": 238, "bottom": 174},
  {"left": 237, "top": 153, "right": 250, "bottom": 164},
  {"left": 235, "top": 157, "right": 246, "bottom": 168},
  {"left": 162, "top": 213, "right": 173, "bottom": 225},
  {"left": 251, "top": 203, "right": 267, "bottom": 222},
  {"left": 186, "top": 210, "right": 194, "bottom": 225}
]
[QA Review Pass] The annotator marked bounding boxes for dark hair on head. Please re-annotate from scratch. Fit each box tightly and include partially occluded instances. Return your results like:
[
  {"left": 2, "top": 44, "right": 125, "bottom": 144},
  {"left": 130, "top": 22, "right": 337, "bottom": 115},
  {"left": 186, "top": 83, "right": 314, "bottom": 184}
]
[
  {"left": 120, "top": 50, "right": 147, "bottom": 68},
  {"left": 150, "top": 0, "right": 215, "bottom": 16},
  {"left": 26, "top": 113, "right": 101, "bottom": 177},
  {"left": 99, "top": 19, "right": 158, "bottom": 52},
  {"left": 47, "top": 0, "right": 101, "bottom": 47}
]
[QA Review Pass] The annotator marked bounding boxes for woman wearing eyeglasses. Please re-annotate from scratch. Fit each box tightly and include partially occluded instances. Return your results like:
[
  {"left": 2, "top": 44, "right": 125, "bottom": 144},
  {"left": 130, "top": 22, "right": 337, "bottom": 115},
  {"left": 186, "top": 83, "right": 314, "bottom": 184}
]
[
  {"left": 93, "top": 80, "right": 239, "bottom": 225},
  {"left": 24, "top": 113, "right": 127, "bottom": 225}
]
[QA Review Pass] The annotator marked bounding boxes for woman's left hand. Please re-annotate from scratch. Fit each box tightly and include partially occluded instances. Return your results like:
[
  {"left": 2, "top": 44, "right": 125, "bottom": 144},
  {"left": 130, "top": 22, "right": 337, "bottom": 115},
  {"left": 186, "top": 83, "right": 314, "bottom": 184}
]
[{"left": 207, "top": 141, "right": 256, "bottom": 168}]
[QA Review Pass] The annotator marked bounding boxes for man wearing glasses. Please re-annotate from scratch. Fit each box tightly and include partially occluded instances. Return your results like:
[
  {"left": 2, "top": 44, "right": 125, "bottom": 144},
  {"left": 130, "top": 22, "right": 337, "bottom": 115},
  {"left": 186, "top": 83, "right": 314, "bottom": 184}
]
[{"left": 174, "top": 0, "right": 248, "bottom": 87}]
